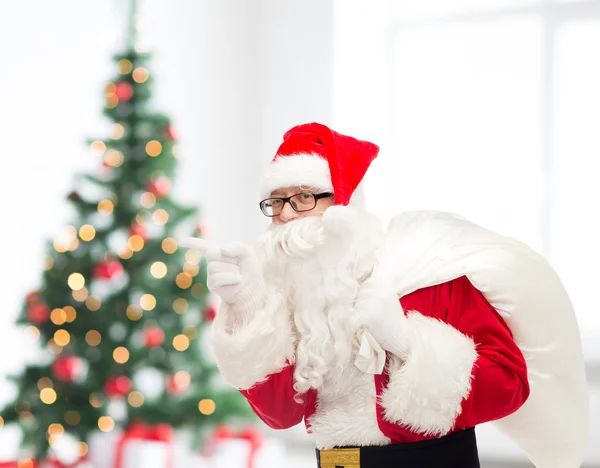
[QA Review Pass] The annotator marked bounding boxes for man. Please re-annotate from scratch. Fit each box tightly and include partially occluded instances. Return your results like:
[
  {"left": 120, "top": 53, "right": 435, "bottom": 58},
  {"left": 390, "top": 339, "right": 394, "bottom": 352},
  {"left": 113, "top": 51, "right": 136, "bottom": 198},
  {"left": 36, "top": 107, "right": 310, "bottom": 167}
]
[{"left": 181, "top": 123, "right": 588, "bottom": 468}]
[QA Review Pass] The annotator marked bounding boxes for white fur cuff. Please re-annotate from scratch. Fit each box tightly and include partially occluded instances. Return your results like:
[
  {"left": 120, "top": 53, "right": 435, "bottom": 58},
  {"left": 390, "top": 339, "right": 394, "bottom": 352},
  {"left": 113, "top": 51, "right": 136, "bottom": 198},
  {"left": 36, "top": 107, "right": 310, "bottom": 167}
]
[
  {"left": 211, "top": 293, "right": 295, "bottom": 390},
  {"left": 380, "top": 312, "right": 478, "bottom": 436}
]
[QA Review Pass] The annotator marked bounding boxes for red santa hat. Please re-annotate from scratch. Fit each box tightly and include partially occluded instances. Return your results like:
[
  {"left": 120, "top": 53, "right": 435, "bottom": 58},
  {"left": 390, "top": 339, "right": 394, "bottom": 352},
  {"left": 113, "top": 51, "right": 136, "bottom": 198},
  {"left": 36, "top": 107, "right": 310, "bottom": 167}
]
[{"left": 260, "top": 123, "right": 379, "bottom": 206}]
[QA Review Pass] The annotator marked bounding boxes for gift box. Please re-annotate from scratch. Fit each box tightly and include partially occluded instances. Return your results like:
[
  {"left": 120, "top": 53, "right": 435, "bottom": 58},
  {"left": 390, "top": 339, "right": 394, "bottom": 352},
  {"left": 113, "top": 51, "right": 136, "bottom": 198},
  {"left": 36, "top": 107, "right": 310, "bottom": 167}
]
[
  {"left": 88, "top": 422, "right": 194, "bottom": 468},
  {"left": 204, "top": 426, "right": 285, "bottom": 468}
]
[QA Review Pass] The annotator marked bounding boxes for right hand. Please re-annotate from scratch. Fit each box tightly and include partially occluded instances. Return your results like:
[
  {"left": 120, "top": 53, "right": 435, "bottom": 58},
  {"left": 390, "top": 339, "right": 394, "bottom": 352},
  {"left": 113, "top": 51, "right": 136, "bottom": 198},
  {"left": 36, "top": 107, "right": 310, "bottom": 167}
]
[{"left": 179, "top": 238, "right": 266, "bottom": 310}]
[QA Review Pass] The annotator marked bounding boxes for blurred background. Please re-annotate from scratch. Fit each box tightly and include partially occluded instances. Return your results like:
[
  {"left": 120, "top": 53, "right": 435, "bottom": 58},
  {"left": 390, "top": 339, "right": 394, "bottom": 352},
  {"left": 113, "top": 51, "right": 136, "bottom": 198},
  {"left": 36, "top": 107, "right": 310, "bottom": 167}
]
[{"left": 0, "top": 0, "right": 598, "bottom": 466}]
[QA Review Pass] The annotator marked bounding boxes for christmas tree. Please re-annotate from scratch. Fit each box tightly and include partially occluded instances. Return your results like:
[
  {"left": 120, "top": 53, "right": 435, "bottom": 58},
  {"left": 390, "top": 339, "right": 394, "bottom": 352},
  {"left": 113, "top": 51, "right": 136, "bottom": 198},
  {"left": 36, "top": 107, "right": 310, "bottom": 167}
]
[{"left": 0, "top": 1, "right": 250, "bottom": 460}]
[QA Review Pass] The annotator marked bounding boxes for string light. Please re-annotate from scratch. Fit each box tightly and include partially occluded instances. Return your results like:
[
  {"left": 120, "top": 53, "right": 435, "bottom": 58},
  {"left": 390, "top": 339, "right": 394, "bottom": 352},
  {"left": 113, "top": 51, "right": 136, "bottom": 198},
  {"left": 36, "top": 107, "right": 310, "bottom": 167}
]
[
  {"left": 67, "top": 273, "right": 85, "bottom": 291},
  {"left": 173, "top": 298, "right": 189, "bottom": 314},
  {"left": 47, "top": 423, "right": 64, "bottom": 437},
  {"left": 25, "top": 326, "right": 40, "bottom": 341},
  {"left": 37, "top": 378, "right": 53, "bottom": 390},
  {"left": 106, "top": 94, "right": 119, "bottom": 108},
  {"left": 50, "top": 308, "right": 67, "bottom": 325},
  {"left": 128, "top": 234, "right": 145, "bottom": 251},
  {"left": 79, "top": 442, "right": 89, "bottom": 457},
  {"left": 162, "top": 237, "right": 177, "bottom": 254},
  {"left": 104, "top": 149, "right": 124, "bottom": 167},
  {"left": 172, "top": 144, "right": 180, "bottom": 158},
  {"left": 135, "top": 213, "right": 145, "bottom": 225},
  {"left": 98, "top": 200, "right": 114, "bottom": 215},
  {"left": 173, "top": 334, "right": 190, "bottom": 351},
  {"left": 118, "top": 59, "right": 133, "bottom": 74},
  {"left": 79, "top": 224, "right": 96, "bottom": 241},
  {"left": 113, "top": 346, "right": 130, "bottom": 364},
  {"left": 145, "top": 140, "right": 162, "bottom": 157},
  {"left": 90, "top": 141, "right": 106, "bottom": 154},
  {"left": 198, "top": 399, "right": 216, "bottom": 415},
  {"left": 85, "top": 295, "right": 102, "bottom": 311},
  {"left": 185, "top": 250, "right": 202, "bottom": 264},
  {"left": 119, "top": 248, "right": 134, "bottom": 260},
  {"left": 89, "top": 393, "right": 104, "bottom": 408},
  {"left": 176, "top": 272, "right": 192, "bottom": 289},
  {"left": 132, "top": 67, "right": 149, "bottom": 83},
  {"left": 64, "top": 410, "right": 81, "bottom": 426},
  {"left": 140, "top": 294, "right": 156, "bottom": 311},
  {"left": 0, "top": 416, "right": 3, "bottom": 428},
  {"left": 44, "top": 255, "right": 54, "bottom": 270},
  {"left": 152, "top": 208, "right": 169, "bottom": 224},
  {"left": 140, "top": 191, "right": 156, "bottom": 208},
  {"left": 150, "top": 261, "right": 167, "bottom": 278},
  {"left": 85, "top": 330, "right": 101, "bottom": 346},
  {"left": 68, "top": 238, "right": 80, "bottom": 251},
  {"left": 98, "top": 416, "right": 114, "bottom": 432},
  {"left": 40, "top": 388, "right": 57, "bottom": 404},
  {"left": 111, "top": 123, "right": 126, "bottom": 139},
  {"left": 54, "top": 329, "right": 70, "bottom": 347},
  {"left": 64, "top": 306, "right": 77, "bottom": 322},
  {"left": 183, "top": 263, "right": 199, "bottom": 276},
  {"left": 126, "top": 304, "right": 143, "bottom": 320},
  {"left": 72, "top": 287, "right": 89, "bottom": 302},
  {"left": 127, "top": 391, "right": 144, "bottom": 407}
]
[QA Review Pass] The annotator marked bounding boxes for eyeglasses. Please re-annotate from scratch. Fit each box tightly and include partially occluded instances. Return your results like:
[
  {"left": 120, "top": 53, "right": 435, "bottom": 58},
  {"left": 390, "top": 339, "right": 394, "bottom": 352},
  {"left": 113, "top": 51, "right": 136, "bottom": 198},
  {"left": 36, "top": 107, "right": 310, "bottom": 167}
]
[{"left": 259, "top": 192, "right": 334, "bottom": 217}]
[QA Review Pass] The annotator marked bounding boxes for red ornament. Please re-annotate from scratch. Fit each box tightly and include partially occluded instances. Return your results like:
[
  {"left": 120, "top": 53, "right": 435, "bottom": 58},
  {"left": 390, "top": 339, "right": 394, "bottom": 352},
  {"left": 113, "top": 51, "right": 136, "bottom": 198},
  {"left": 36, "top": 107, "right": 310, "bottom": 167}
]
[
  {"left": 115, "top": 82, "right": 133, "bottom": 101},
  {"left": 146, "top": 177, "right": 171, "bottom": 199},
  {"left": 164, "top": 125, "right": 176, "bottom": 141},
  {"left": 93, "top": 259, "right": 124, "bottom": 279},
  {"left": 27, "top": 302, "right": 51, "bottom": 324},
  {"left": 26, "top": 290, "right": 40, "bottom": 304},
  {"left": 128, "top": 223, "right": 149, "bottom": 241},
  {"left": 166, "top": 371, "right": 190, "bottom": 395},
  {"left": 143, "top": 326, "right": 165, "bottom": 348},
  {"left": 104, "top": 375, "right": 132, "bottom": 398},
  {"left": 52, "top": 355, "right": 85, "bottom": 383},
  {"left": 204, "top": 305, "right": 217, "bottom": 322}
]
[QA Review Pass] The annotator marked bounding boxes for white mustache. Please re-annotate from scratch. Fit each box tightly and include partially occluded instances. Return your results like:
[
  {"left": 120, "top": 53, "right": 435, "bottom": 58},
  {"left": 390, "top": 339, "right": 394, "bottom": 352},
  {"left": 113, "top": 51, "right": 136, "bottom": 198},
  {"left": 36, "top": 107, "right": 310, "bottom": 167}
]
[{"left": 260, "top": 216, "right": 327, "bottom": 260}]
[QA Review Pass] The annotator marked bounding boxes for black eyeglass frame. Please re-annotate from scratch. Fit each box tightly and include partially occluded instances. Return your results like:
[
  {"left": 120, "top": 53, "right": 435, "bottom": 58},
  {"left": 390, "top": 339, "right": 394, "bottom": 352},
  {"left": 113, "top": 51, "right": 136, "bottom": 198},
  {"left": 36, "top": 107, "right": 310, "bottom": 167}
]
[{"left": 259, "top": 192, "right": 334, "bottom": 217}]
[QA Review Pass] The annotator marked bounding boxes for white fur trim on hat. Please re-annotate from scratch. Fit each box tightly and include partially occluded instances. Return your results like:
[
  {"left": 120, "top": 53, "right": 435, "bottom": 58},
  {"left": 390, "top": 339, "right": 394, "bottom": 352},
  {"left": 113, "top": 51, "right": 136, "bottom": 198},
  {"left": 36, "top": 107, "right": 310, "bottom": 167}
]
[{"left": 260, "top": 153, "right": 333, "bottom": 199}]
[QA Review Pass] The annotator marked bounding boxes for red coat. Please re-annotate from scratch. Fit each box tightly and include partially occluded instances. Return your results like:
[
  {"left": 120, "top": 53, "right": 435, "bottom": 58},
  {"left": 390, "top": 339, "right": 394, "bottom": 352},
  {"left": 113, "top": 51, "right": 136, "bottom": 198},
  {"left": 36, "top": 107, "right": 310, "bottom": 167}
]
[{"left": 240, "top": 276, "right": 529, "bottom": 443}]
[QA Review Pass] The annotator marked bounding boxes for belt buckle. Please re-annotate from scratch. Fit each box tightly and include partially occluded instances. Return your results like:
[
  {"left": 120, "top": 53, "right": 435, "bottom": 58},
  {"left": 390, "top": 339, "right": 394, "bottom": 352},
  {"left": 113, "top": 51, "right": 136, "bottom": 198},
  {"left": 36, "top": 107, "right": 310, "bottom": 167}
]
[{"left": 319, "top": 447, "right": 360, "bottom": 468}]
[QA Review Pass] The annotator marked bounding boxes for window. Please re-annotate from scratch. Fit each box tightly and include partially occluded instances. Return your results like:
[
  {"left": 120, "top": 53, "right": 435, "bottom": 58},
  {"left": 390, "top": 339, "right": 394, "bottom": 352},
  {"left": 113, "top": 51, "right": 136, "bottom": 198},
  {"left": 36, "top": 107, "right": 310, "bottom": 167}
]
[{"left": 336, "top": 0, "right": 600, "bottom": 332}]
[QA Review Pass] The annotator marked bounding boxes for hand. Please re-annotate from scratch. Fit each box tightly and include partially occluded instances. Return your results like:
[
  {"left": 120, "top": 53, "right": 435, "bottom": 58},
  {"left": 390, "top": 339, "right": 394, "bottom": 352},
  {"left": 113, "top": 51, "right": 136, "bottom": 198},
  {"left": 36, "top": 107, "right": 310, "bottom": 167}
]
[
  {"left": 354, "top": 273, "right": 408, "bottom": 357},
  {"left": 179, "top": 237, "right": 266, "bottom": 312}
]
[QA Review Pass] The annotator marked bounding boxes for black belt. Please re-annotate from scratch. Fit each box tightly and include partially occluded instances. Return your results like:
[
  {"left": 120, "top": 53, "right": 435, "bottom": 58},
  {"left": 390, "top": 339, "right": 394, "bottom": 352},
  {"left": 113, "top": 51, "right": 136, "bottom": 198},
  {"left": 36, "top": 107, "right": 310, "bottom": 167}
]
[{"left": 316, "top": 427, "right": 480, "bottom": 468}]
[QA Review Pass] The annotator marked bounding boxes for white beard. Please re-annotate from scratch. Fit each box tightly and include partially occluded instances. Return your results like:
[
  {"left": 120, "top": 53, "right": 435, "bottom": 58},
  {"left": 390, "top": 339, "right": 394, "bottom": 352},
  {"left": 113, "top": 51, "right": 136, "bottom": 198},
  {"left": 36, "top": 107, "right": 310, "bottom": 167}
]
[{"left": 256, "top": 206, "right": 384, "bottom": 395}]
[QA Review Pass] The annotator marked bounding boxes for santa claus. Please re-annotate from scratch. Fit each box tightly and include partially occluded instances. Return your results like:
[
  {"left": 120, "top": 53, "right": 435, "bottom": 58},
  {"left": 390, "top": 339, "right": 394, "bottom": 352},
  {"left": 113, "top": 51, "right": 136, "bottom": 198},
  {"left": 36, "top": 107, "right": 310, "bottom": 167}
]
[{"left": 181, "top": 123, "right": 588, "bottom": 468}]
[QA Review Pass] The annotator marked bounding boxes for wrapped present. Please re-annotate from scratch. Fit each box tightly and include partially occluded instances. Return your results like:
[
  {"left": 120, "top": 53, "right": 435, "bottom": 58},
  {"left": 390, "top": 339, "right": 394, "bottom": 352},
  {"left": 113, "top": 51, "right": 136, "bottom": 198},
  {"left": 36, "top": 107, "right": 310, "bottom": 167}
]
[
  {"left": 88, "top": 422, "right": 196, "bottom": 468},
  {"left": 204, "top": 426, "right": 285, "bottom": 468},
  {"left": 41, "top": 456, "right": 92, "bottom": 468}
]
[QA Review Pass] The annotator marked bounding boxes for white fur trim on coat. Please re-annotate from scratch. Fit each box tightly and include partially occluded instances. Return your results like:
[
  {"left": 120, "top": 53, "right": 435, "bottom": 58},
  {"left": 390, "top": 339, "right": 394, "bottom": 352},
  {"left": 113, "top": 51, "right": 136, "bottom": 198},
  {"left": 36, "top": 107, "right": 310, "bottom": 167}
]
[
  {"left": 380, "top": 311, "right": 478, "bottom": 436},
  {"left": 210, "top": 293, "right": 296, "bottom": 390},
  {"left": 260, "top": 153, "right": 332, "bottom": 199}
]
